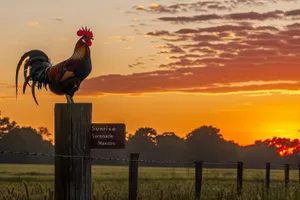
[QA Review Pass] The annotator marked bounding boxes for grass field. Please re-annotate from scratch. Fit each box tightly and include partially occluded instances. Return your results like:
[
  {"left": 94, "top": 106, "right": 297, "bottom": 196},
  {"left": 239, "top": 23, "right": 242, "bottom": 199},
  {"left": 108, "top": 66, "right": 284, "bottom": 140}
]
[{"left": 0, "top": 164, "right": 299, "bottom": 200}]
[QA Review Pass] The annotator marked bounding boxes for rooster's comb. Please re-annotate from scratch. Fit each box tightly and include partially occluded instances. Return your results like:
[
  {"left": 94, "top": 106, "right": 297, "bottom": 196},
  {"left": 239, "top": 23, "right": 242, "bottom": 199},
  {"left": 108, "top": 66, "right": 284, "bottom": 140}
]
[{"left": 77, "top": 26, "right": 93, "bottom": 38}]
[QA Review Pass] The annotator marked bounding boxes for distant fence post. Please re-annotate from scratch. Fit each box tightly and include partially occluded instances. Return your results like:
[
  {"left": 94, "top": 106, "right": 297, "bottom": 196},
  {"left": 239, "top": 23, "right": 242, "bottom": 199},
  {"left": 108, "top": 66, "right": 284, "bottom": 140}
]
[
  {"left": 265, "top": 163, "right": 270, "bottom": 192},
  {"left": 194, "top": 161, "right": 203, "bottom": 200},
  {"left": 54, "top": 103, "right": 92, "bottom": 200},
  {"left": 284, "top": 164, "right": 290, "bottom": 188},
  {"left": 237, "top": 162, "right": 243, "bottom": 195},
  {"left": 128, "top": 153, "right": 139, "bottom": 200}
]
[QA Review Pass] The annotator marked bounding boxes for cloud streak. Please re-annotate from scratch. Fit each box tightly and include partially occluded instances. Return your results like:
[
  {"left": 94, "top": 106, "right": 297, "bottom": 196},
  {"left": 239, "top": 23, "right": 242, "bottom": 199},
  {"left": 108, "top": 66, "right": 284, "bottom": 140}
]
[
  {"left": 80, "top": 56, "right": 300, "bottom": 95},
  {"left": 131, "top": 0, "right": 297, "bottom": 14},
  {"left": 95, "top": 0, "right": 300, "bottom": 96},
  {"left": 158, "top": 10, "right": 294, "bottom": 23},
  {"left": 80, "top": 18, "right": 300, "bottom": 95}
]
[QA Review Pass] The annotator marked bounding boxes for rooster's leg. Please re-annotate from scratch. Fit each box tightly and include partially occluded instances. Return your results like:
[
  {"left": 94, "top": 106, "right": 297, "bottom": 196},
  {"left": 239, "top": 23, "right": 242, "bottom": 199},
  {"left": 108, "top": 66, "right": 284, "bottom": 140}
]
[
  {"left": 66, "top": 95, "right": 74, "bottom": 103},
  {"left": 70, "top": 96, "right": 74, "bottom": 103}
]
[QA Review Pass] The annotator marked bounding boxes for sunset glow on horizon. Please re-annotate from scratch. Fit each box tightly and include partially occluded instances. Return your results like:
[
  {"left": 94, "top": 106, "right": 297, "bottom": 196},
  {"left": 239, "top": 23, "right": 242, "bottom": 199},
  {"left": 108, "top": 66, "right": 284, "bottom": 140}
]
[{"left": 1, "top": 0, "right": 300, "bottom": 146}]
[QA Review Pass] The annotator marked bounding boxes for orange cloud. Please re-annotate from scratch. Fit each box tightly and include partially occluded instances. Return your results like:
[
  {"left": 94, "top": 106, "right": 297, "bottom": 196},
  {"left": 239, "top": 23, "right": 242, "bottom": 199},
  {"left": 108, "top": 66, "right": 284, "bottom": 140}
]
[
  {"left": 112, "top": 2, "right": 300, "bottom": 96},
  {"left": 135, "top": 5, "right": 145, "bottom": 10},
  {"left": 78, "top": 55, "right": 300, "bottom": 95},
  {"left": 27, "top": 21, "right": 39, "bottom": 25},
  {"left": 133, "top": 1, "right": 298, "bottom": 14},
  {"left": 149, "top": 4, "right": 160, "bottom": 9}
]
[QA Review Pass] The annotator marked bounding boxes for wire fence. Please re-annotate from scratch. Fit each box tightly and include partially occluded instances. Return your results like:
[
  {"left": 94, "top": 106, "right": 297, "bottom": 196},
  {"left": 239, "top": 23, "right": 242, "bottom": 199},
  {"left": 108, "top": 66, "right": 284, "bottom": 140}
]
[
  {"left": 0, "top": 150, "right": 242, "bottom": 165},
  {"left": 0, "top": 150, "right": 300, "bottom": 200}
]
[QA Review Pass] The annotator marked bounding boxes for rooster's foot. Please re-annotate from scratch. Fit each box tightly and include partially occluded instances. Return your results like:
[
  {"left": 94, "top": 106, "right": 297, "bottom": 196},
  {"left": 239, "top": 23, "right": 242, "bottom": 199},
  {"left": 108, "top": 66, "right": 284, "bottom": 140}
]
[{"left": 66, "top": 95, "right": 74, "bottom": 103}]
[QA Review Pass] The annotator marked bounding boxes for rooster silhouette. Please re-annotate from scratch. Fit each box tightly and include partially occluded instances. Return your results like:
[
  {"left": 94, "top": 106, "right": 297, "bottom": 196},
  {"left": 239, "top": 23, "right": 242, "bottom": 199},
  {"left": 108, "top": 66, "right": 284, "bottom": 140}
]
[{"left": 16, "top": 27, "right": 93, "bottom": 105}]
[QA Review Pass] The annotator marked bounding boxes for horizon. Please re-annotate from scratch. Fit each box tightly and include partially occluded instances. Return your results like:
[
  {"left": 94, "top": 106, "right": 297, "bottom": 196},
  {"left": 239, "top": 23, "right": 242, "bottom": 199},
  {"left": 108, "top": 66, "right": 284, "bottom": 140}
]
[
  {"left": 1, "top": 112, "right": 299, "bottom": 153},
  {"left": 1, "top": 0, "right": 300, "bottom": 146}
]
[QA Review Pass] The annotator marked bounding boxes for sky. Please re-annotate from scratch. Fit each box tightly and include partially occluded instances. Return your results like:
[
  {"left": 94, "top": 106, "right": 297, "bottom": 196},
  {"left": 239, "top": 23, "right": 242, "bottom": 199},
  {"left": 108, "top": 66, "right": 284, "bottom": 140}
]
[{"left": 1, "top": 0, "right": 300, "bottom": 145}]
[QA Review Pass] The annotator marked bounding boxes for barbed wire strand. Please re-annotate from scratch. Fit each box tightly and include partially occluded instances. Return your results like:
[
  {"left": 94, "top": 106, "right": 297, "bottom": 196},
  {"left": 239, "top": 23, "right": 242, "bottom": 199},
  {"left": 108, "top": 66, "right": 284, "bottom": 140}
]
[
  {"left": 0, "top": 150, "right": 193, "bottom": 164},
  {"left": 0, "top": 150, "right": 295, "bottom": 167}
]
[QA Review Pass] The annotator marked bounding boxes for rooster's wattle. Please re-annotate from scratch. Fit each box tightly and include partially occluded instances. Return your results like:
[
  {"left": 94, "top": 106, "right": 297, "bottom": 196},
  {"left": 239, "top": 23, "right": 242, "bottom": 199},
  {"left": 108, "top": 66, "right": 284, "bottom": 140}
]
[{"left": 15, "top": 27, "right": 93, "bottom": 105}]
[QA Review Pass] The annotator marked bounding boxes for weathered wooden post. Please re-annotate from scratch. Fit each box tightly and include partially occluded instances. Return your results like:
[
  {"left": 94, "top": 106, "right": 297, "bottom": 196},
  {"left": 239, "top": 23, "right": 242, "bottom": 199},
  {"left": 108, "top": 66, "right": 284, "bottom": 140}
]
[
  {"left": 128, "top": 153, "right": 139, "bottom": 200},
  {"left": 284, "top": 164, "right": 289, "bottom": 188},
  {"left": 265, "top": 163, "right": 270, "bottom": 192},
  {"left": 194, "top": 161, "right": 203, "bottom": 200},
  {"left": 55, "top": 103, "right": 92, "bottom": 200},
  {"left": 237, "top": 162, "right": 243, "bottom": 195}
]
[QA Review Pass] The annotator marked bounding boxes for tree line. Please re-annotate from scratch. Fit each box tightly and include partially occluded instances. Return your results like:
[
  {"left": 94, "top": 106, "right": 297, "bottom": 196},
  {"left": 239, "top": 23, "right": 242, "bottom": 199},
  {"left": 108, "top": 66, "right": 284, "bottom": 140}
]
[{"left": 0, "top": 116, "right": 299, "bottom": 168}]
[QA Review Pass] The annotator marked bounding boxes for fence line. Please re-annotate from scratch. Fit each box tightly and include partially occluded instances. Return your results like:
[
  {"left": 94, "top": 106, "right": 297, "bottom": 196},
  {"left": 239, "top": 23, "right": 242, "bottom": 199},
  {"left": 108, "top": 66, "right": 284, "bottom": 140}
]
[
  {"left": 0, "top": 150, "right": 298, "bottom": 167},
  {"left": 0, "top": 150, "right": 236, "bottom": 165},
  {"left": 1, "top": 150, "right": 300, "bottom": 200}
]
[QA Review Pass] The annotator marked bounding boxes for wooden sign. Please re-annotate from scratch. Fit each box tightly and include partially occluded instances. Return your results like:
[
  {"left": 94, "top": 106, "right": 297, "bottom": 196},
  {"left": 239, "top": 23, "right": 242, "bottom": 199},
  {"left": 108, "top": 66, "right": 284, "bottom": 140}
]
[{"left": 91, "top": 123, "right": 126, "bottom": 149}]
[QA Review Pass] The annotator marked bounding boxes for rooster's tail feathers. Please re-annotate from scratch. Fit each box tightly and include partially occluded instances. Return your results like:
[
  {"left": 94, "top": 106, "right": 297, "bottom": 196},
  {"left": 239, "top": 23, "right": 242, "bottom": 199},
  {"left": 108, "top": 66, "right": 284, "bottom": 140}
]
[{"left": 16, "top": 50, "right": 51, "bottom": 105}]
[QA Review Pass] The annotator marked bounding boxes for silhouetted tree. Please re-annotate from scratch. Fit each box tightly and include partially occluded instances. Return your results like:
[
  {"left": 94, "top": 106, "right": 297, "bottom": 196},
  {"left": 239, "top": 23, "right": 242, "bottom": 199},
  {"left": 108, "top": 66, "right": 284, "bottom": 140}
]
[
  {"left": 242, "top": 142, "right": 281, "bottom": 168},
  {"left": 125, "top": 127, "right": 157, "bottom": 160},
  {"left": 37, "top": 127, "right": 53, "bottom": 143},
  {"left": 0, "top": 117, "right": 18, "bottom": 138},
  {"left": 185, "top": 125, "right": 239, "bottom": 164},
  {"left": 0, "top": 126, "right": 53, "bottom": 164},
  {"left": 135, "top": 127, "right": 157, "bottom": 143},
  {"left": 156, "top": 132, "right": 186, "bottom": 161},
  {"left": 0, "top": 114, "right": 298, "bottom": 167}
]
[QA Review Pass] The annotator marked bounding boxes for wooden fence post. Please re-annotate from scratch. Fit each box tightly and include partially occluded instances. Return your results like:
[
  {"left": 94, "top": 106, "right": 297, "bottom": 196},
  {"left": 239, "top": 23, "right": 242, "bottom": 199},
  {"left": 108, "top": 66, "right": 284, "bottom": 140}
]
[
  {"left": 237, "top": 162, "right": 243, "bottom": 195},
  {"left": 194, "top": 161, "right": 203, "bottom": 200},
  {"left": 54, "top": 103, "right": 92, "bottom": 200},
  {"left": 284, "top": 164, "right": 289, "bottom": 188},
  {"left": 265, "top": 163, "right": 270, "bottom": 192},
  {"left": 128, "top": 153, "right": 139, "bottom": 200}
]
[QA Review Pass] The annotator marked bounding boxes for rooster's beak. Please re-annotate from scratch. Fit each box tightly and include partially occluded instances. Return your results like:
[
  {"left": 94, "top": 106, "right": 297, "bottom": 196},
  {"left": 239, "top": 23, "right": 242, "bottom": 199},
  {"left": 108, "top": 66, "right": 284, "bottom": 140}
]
[{"left": 91, "top": 38, "right": 94, "bottom": 40}]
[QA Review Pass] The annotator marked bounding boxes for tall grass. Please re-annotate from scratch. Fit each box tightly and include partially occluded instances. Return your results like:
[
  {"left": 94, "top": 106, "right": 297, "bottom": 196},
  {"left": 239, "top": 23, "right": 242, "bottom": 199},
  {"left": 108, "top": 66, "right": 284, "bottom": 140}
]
[{"left": 0, "top": 164, "right": 299, "bottom": 200}]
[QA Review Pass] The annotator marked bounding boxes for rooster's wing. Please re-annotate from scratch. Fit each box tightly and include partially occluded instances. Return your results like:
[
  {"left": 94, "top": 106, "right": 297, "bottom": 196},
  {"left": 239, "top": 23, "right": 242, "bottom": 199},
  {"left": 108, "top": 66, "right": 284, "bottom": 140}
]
[{"left": 47, "top": 58, "right": 81, "bottom": 83}]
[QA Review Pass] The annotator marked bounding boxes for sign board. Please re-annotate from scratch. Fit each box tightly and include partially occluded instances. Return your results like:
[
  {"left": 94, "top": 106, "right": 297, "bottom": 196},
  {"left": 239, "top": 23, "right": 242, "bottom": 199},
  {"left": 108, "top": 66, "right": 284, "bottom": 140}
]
[{"left": 91, "top": 123, "right": 126, "bottom": 149}]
